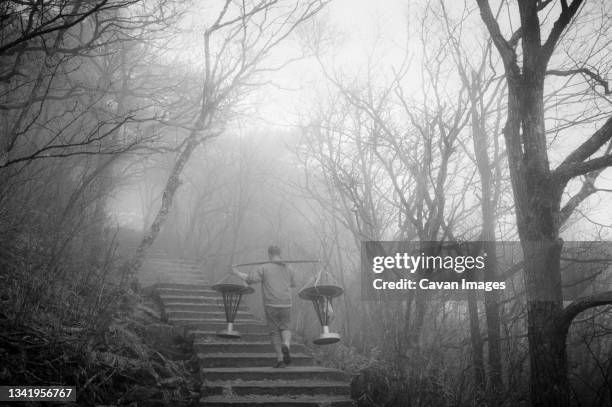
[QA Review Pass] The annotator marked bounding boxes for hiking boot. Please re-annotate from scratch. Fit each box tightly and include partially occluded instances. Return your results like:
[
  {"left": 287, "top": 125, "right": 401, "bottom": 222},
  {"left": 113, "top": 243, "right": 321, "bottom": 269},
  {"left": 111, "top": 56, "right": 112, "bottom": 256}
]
[{"left": 281, "top": 344, "right": 291, "bottom": 365}]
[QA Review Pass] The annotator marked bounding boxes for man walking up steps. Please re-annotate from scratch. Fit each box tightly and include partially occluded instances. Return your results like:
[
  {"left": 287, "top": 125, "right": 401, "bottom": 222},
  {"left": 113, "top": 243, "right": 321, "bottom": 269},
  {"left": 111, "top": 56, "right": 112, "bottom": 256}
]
[{"left": 232, "top": 245, "right": 296, "bottom": 368}]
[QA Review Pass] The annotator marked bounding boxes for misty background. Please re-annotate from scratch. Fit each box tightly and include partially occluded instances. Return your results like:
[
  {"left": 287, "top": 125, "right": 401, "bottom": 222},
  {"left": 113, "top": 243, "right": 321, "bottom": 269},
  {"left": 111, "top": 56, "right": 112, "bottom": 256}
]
[{"left": 1, "top": 0, "right": 611, "bottom": 406}]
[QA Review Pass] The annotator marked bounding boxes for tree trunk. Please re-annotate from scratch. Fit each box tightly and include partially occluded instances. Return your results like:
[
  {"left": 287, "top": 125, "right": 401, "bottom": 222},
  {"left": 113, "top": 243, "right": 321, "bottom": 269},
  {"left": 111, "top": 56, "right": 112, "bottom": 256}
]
[
  {"left": 476, "top": 1, "right": 612, "bottom": 404},
  {"left": 481, "top": 198, "right": 503, "bottom": 399},
  {"left": 483, "top": 241, "right": 503, "bottom": 396},
  {"left": 469, "top": 73, "right": 504, "bottom": 397},
  {"left": 467, "top": 284, "right": 486, "bottom": 392},
  {"left": 522, "top": 239, "right": 568, "bottom": 407},
  {"left": 498, "top": 51, "right": 570, "bottom": 404},
  {"left": 526, "top": 302, "right": 569, "bottom": 407},
  {"left": 516, "top": 72, "right": 569, "bottom": 405}
]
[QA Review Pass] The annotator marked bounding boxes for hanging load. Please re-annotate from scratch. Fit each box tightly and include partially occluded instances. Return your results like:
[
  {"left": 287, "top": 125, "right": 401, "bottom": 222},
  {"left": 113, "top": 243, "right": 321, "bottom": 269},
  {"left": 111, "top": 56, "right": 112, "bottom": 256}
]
[
  {"left": 211, "top": 273, "right": 255, "bottom": 338},
  {"left": 299, "top": 267, "right": 344, "bottom": 345}
]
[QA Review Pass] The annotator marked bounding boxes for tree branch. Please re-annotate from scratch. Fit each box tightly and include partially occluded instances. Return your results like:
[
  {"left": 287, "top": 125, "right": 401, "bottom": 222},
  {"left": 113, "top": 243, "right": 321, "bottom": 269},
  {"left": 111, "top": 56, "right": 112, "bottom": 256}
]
[
  {"left": 0, "top": 1, "right": 129, "bottom": 56},
  {"left": 540, "top": 0, "right": 584, "bottom": 66},
  {"left": 560, "top": 290, "right": 612, "bottom": 334},
  {"left": 559, "top": 141, "right": 612, "bottom": 223},
  {"left": 555, "top": 116, "right": 612, "bottom": 180},
  {"left": 556, "top": 154, "right": 612, "bottom": 180},
  {"left": 475, "top": 0, "right": 519, "bottom": 74},
  {"left": 537, "top": 0, "right": 555, "bottom": 11},
  {"left": 546, "top": 68, "right": 610, "bottom": 94},
  {"left": 561, "top": 181, "right": 603, "bottom": 231},
  {"left": 0, "top": 117, "right": 132, "bottom": 169},
  {"left": 508, "top": 27, "right": 522, "bottom": 48}
]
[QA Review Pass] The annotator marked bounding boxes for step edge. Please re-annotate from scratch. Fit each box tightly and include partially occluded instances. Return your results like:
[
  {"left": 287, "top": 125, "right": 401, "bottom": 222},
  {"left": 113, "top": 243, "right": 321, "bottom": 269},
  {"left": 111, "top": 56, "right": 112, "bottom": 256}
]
[{"left": 197, "top": 352, "right": 312, "bottom": 358}]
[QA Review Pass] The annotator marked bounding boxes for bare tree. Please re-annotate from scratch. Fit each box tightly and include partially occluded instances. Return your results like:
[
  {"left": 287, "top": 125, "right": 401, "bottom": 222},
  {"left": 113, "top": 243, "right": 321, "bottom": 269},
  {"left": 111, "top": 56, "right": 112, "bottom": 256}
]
[
  {"left": 438, "top": 2, "right": 510, "bottom": 399},
  {"left": 475, "top": 1, "right": 612, "bottom": 405},
  {"left": 0, "top": 0, "right": 190, "bottom": 336},
  {"left": 126, "top": 0, "right": 328, "bottom": 282},
  {"left": 0, "top": 1, "right": 183, "bottom": 169},
  {"left": 294, "top": 24, "right": 506, "bottom": 401}
]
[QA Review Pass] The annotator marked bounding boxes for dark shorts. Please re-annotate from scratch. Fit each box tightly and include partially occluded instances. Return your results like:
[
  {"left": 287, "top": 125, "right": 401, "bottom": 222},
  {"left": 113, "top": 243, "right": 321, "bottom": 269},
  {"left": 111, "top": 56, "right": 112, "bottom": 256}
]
[{"left": 264, "top": 306, "right": 291, "bottom": 332}]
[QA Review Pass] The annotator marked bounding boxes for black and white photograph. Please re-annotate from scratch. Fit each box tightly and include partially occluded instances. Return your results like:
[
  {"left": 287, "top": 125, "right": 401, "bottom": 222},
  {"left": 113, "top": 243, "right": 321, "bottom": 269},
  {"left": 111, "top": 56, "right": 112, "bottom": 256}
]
[{"left": 1, "top": 1, "right": 611, "bottom": 406}]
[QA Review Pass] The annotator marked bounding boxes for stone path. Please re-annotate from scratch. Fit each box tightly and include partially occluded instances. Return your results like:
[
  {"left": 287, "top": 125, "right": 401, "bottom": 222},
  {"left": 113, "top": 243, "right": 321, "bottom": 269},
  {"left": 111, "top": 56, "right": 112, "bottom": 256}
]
[{"left": 148, "top": 258, "right": 353, "bottom": 406}]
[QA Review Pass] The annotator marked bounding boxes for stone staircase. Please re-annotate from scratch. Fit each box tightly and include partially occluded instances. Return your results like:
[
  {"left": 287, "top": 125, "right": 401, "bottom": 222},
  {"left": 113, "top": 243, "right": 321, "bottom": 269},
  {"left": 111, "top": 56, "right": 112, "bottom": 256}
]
[{"left": 155, "top": 281, "right": 354, "bottom": 406}]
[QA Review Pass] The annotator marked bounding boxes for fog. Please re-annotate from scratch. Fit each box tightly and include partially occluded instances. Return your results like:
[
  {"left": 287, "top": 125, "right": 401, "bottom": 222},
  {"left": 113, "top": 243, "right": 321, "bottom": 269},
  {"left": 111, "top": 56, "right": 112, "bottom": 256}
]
[{"left": 1, "top": 1, "right": 611, "bottom": 406}]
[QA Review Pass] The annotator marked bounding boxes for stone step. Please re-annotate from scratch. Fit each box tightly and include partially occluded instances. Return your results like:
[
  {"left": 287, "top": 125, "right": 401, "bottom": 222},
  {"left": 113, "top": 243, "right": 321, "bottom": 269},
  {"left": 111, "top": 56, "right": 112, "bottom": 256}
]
[
  {"left": 164, "top": 303, "right": 249, "bottom": 312},
  {"left": 151, "top": 268, "right": 204, "bottom": 274},
  {"left": 160, "top": 295, "right": 225, "bottom": 305},
  {"left": 167, "top": 316, "right": 257, "bottom": 325},
  {"left": 157, "top": 287, "right": 218, "bottom": 296},
  {"left": 145, "top": 265, "right": 203, "bottom": 273},
  {"left": 191, "top": 331, "right": 271, "bottom": 342},
  {"left": 166, "top": 310, "right": 256, "bottom": 320},
  {"left": 200, "top": 395, "right": 353, "bottom": 406},
  {"left": 161, "top": 296, "right": 221, "bottom": 303},
  {"left": 154, "top": 266, "right": 352, "bottom": 405},
  {"left": 150, "top": 270, "right": 202, "bottom": 274},
  {"left": 143, "top": 261, "right": 204, "bottom": 277},
  {"left": 153, "top": 276, "right": 207, "bottom": 282},
  {"left": 173, "top": 320, "right": 269, "bottom": 333},
  {"left": 148, "top": 265, "right": 202, "bottom": 272},
  {"left": 198, "top": 353, "right": 312, "bottom": 368},
  {"left": 145, "top": 259, "right": 201, "bottom": 267},
  {"left": 154, "top": 281, "right": 210, "bottom": 289},
  {"left": 204, "top": 379, "right": 350, "bottom": 397},
  {"left": 157, "top": 284, "right": 214, "bottom": 290},
  {"left": 201, "top": 367, "right": 349, "bottom": 382},
  {"left": 195, "top": 341, "right": 307, "bottom": 354},
  {"left": 155, "top": 280, "right": 209, "bottom": 286}
]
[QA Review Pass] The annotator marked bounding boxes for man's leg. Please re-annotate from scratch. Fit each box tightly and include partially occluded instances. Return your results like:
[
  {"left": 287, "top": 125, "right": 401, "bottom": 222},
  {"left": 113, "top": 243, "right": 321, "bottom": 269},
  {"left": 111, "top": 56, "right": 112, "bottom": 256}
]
[
  {"left": 278, "top": 307, "right": 292, "bottom": 365},
  {"left": 281, "top": 329, "right": 291, "bottom": 348},
  {"left": 265, "top": 307, "right": 284, "bottom": 366},
  {"left": 271, "top": 331, "right": 283, "bottom": 362}
]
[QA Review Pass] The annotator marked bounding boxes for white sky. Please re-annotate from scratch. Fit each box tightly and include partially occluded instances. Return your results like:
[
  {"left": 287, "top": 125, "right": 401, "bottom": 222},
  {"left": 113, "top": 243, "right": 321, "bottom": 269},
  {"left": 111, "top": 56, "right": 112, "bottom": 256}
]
[
  {"left": 253, "top": 0, "right": 612, "bottom": 239},
  {"left": 112, "top": 0, "right": 612, "bottom": 239},
  {"left": 251, "top": 0, "right": 413, "bottom": 127},
  {"left": 328, "top": 0, "right": 408, "bottom": 42}
]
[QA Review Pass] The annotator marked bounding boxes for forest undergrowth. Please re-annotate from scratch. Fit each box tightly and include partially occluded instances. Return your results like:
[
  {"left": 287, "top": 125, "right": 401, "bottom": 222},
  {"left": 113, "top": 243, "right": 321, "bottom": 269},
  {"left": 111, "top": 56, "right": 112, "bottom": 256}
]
[
  {"left": 0, "top": 289, "right": 200, "bottom": 406},
  {"left": 0, "top": 227, "right": 201, "bottom": 406}
]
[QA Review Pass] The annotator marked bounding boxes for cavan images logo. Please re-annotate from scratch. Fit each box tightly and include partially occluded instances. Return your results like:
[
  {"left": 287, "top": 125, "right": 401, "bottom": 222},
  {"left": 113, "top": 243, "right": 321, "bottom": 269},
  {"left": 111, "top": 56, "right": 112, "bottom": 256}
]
[{"left": 361, "top": 242, "right": 507, "bottom": 299}]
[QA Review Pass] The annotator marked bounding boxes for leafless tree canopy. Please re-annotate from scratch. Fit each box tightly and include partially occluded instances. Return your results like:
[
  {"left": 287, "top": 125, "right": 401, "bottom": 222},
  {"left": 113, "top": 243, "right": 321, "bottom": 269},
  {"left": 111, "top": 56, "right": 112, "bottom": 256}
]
[{"left": 0, "top": 1, "right": 611, "bottom": 406}]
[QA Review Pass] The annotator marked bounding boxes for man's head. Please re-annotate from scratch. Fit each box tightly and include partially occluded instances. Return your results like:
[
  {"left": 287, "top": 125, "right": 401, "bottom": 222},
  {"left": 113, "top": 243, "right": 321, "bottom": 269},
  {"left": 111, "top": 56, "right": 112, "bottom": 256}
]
[{"left": 268, "top": 245, "right": 281, "bottom": 260}]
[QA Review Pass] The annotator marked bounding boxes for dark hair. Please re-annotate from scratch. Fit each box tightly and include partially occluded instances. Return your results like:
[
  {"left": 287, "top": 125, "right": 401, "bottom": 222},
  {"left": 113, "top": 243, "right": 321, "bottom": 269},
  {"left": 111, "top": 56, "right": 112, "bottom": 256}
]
[{"left": 268, "top": 245, "right": 281, "bottom": 257}]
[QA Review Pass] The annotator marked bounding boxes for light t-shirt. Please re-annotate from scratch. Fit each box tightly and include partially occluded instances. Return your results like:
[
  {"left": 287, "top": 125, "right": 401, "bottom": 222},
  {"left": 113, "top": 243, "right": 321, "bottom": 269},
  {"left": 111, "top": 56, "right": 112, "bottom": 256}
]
[{"left": 247, "top": 262, "right": 296, "bottom": 307}]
